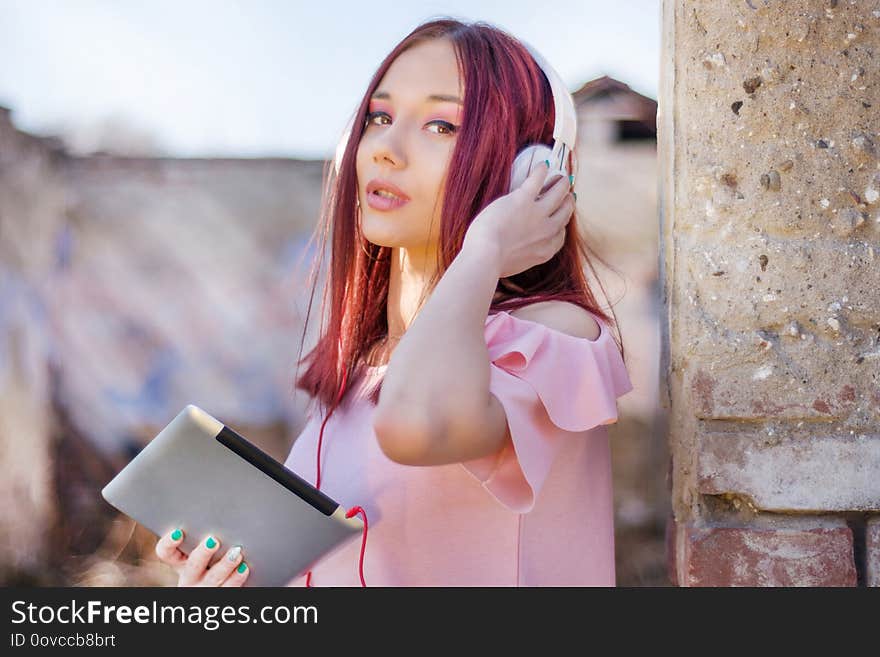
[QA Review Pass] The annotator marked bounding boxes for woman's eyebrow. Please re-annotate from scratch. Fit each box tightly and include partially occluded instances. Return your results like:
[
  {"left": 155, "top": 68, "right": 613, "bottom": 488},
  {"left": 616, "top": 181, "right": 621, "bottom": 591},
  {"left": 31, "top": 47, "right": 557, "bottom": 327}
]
[{"left": 371, "top": 91, "right": 463, "bottom": 106}]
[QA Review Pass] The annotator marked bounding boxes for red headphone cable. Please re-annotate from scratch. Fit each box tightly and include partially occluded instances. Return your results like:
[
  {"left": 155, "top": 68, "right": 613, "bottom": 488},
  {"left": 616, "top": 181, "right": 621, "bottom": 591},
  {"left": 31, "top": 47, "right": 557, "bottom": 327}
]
[{"left": 305, "top": 366, "right": 369, "bottom": 587}]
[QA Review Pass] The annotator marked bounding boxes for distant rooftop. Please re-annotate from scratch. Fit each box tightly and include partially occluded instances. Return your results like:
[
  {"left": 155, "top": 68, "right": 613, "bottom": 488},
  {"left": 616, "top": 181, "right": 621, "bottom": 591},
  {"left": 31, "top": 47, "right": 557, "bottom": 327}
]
[{"left": 573, "top": 75, "right": 657, "bottom": 142}]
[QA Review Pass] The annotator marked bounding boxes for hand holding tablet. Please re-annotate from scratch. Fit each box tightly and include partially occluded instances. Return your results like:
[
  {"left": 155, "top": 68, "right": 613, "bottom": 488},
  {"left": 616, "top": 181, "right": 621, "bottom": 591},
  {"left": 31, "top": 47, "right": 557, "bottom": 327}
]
[
  {"left": 102, "top": 404, "right": 365, "bottom": 587},
  {"left": 155, "top": 528, "right": 250, "bottom": 587}
]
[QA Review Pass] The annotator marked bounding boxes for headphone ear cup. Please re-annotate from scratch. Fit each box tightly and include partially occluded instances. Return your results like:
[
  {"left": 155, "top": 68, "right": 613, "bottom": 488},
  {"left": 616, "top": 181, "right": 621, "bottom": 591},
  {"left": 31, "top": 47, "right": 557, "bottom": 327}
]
[
  {"left": 509, "top": 143, "right": 564, "bottom": 194},
  {"left": 509, "top": 144, "right": 551, "bottom": 193}
]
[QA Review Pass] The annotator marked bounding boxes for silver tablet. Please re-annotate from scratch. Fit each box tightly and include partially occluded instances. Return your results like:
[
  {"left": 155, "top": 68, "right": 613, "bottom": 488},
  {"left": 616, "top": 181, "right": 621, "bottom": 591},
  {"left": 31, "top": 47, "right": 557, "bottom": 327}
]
[{"left": 101, "top": 404, "right": 364, "bottom": 587}]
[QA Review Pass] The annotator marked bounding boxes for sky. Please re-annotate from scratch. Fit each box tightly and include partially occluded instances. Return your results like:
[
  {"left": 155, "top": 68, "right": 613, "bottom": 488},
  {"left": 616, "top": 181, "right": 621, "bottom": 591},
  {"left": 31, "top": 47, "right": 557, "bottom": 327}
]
[{"left": 0, "top": 0, "right": 660, "bottom": 159}]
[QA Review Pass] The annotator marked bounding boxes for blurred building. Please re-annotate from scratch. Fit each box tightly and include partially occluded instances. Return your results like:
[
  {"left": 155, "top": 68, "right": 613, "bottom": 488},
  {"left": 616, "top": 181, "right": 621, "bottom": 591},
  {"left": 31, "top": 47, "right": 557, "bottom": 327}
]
[{"left": 571, "top": 76, "right": 666, "bottom": 586}]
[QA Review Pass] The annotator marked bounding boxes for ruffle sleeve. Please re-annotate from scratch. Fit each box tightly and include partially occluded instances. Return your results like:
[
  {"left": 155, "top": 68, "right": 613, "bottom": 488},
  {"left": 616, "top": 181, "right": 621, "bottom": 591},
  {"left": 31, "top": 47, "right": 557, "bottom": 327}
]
[{"left": 459, "top": 309, "right": 634, "bottom": 514}]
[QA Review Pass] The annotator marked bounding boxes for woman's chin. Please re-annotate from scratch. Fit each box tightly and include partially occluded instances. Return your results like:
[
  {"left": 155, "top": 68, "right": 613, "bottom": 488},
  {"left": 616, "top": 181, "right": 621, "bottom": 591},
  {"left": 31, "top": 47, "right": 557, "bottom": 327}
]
[
  {"left": 361, "top": 220, "right": 436, "bottom": 251},
  {"left": 362, "top": 231, "right": 401, "bottom": 249},
  {"left": 361, "top": 222, "right": 407, "bottom": 249},
  {"left": 364, "top": 238, "right": 396, "bottom": 249}
]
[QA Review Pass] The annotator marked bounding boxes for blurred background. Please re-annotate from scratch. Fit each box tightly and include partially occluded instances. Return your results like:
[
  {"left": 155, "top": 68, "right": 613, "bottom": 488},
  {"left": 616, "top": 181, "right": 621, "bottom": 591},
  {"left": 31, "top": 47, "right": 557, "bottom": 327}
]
[{"left": 0, "top": 0, "right": 665, "bottom": 586}]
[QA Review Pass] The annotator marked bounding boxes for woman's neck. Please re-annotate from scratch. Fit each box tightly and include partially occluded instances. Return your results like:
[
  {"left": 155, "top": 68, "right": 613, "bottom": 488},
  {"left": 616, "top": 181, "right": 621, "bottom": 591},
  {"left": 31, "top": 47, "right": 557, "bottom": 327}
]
[
  {"left": 365, "top": 246, "right": 436, "bottom": 368},
  {"left": 385, "top": 245, "right": 438, "bottom": 338},
  {"left": 366, "top": 246, "right": 506, "bottom": 367}
]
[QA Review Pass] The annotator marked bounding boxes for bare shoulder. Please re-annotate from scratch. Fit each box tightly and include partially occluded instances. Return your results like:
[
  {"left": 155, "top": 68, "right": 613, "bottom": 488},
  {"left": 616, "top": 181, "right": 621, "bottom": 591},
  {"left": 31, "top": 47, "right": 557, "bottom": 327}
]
[{"left": 507, "top": 300, "right": 601, "bottom": 341}]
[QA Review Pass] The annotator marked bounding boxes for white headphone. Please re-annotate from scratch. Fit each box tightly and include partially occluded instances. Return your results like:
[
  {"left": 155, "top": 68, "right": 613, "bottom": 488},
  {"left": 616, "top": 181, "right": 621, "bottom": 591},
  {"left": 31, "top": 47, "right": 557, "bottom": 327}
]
[{"left": 333, "top": 38, "right": 577, "bottom": 194}]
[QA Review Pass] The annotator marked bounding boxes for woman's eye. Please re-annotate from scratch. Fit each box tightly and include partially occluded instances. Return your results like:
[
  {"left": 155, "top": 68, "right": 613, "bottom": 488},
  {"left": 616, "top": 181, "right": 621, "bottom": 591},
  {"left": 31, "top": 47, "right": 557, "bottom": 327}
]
[
  {"left": 428, "top": 120, "right": 457, "bottom": 136},
  {"left": 364, "top": 112, "right": 457, "bottom": 136},
  {"left": 365, "top": 111, "right": 390, "bottom": 127}
]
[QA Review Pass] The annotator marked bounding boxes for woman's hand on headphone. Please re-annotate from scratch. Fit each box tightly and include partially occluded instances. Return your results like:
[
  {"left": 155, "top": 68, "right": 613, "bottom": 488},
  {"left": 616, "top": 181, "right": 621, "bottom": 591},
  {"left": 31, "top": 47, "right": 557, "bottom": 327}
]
[
  {"left": 462, "top": 160, "right": 575, "bottom": 279},
  {"left": 155, "top": 528, "right": 250, "bottom": 587}
]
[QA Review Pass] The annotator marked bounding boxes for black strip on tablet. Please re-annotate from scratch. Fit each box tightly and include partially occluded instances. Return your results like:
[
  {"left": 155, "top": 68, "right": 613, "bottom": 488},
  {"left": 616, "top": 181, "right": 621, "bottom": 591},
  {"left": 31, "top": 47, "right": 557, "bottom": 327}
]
[{"left": 215, "top": 425, "right": 338, "bottom": 516}]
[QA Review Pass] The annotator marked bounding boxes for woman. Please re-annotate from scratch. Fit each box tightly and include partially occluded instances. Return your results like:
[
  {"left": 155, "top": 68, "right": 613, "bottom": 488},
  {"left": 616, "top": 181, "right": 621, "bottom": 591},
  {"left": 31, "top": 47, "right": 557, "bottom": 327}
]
[{"left": 155, "top": 17, "right": 632, "bottom": 587}]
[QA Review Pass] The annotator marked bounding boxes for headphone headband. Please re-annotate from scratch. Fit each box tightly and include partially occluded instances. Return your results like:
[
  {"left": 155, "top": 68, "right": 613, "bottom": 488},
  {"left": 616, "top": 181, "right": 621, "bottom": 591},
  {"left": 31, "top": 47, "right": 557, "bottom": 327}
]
[{"left": 518, "top": 39, "right": 578, "bottom": 173}]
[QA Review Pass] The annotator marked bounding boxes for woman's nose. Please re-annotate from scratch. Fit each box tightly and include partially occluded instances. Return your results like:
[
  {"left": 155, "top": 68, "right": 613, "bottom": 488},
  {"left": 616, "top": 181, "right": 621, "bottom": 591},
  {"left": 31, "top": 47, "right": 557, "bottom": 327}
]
[{"left": 371, "top": 123, "right": 407, "bottom": 167}]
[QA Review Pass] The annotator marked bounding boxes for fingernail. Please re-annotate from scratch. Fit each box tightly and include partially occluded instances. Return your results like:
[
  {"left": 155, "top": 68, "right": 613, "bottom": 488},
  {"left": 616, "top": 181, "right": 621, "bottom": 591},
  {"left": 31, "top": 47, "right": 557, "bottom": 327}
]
[
  {"left": 226, "top": 545, "right": 242, "bottom": 562},
  {"left": 573, "top": 192, "right": 578, "bottom": 201},
  {"left": 543, "top": 159, "right": 550, "bottom": 167},
  {"left": 170, "top": 529, "right": 182, "bottom": 541},
  {"left": 205, "top": 536, "right": 217, "bottom": 549},
  {"left": 569, "top": 174, "right": 574, "bottom": 185},
  {"left": 237, "top": 562, "right": 248, "bottom": 574}
]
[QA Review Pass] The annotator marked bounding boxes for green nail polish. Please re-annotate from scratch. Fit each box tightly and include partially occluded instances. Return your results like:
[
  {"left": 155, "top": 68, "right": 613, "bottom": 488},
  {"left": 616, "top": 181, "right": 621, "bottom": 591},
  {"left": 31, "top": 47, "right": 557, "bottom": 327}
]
[
  {"left": 573, "top": 192, "right": 578, "bottom": 201},
  {"left": 237, "top": 562, "right": 248, "bottom": 574},
  {"left": 569, "top": 174, "right": 574, "bottom": 185},
  {"left": 171, "top": 529, "right": 182, "bottom": 541},
  {"left": 543, "top": 159, "right": 550, "bottom": 167},
  {"left": 206, "top": 536, "right": 217, "bottom": 549}
]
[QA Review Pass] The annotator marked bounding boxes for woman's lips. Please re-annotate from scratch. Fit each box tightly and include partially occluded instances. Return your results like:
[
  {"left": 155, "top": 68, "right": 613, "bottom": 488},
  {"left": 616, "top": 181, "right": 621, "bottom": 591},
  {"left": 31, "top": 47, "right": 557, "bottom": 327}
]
[{"left": 366, "top": 190, "right": 411, "bottom": 211}]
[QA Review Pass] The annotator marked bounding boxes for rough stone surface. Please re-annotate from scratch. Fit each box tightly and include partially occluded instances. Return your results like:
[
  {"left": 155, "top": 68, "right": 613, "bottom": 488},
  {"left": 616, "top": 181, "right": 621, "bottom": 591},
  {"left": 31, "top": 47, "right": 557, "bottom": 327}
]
[
  {"left": 660, "top": 1, "right": 879, "bottom": 585},
  {"left": 697, "top": 427, "right": 880, "bottom": 512}
]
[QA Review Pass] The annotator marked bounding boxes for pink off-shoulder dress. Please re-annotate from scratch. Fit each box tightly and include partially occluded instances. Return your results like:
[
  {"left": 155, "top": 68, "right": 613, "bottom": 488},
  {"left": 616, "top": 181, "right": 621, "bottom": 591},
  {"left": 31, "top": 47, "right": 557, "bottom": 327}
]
[{"left": 283, "top": 309, "right": 634, "bottom": 587}]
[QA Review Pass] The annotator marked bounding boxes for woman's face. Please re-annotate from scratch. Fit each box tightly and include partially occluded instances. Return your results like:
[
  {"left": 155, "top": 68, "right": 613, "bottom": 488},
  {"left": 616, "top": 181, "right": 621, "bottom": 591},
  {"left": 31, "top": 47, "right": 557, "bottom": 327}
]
[{"left": 356, "top": 38, "right": 463, "bottom": 252}]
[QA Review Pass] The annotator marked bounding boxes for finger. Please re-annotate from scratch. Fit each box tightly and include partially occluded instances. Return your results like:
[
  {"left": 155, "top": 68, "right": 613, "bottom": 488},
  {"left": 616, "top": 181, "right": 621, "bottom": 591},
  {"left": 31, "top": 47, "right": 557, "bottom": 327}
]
[
  {"left": 220, "top": 559, "right": 250, "bottom": 587},
  {"left": 553, "top": 226, "right": 567, "bottom": 254},
  {"left": 202, "top": 544, "right": 245, "bottom": 587},
  {"left": 540, "top": 173, "right": 573, "bottom": 209},
  {"left": 155, "top": 528, "right": 188, "bottom": 569},
  {"left": 548, "top": 191, "right": 576, "bottom": 226},
  {"left": 541, "top": 225, "right": 567, "bottom": 263},
  {"left": 538, "top": 173, "right": 567, "bottom": 198},
  {"left": 179, "top": 534, "right": 221, "bottom": 586},
  {"left": 522, "top": 158, "right": 552, "bottom": 195}
]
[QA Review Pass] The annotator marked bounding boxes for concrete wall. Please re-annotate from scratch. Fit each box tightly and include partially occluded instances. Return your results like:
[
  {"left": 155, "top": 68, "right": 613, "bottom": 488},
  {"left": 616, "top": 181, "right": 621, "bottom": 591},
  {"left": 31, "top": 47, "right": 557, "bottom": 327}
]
[{"left": 660, "top": 0, "right": 879, "bottom": 586}]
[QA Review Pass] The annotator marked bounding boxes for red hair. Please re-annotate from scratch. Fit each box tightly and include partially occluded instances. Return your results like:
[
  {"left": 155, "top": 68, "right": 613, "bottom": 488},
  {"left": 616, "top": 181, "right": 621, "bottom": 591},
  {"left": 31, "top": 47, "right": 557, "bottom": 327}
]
[{"left": 292, "top": 17, "right": 626, "bottom": 418}]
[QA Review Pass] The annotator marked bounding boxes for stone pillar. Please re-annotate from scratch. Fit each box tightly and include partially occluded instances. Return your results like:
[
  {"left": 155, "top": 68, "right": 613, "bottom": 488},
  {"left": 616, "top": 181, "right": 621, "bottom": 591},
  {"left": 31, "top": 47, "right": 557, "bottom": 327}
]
[{"left": 660, "top": 0, "right": 879, "bottom": 586}]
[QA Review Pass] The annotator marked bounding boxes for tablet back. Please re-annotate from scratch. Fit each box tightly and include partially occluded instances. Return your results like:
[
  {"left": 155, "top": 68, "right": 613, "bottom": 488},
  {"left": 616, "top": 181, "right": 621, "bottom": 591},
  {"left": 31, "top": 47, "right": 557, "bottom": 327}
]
[{"left": 102, "top": 405, "right": 363, "bottom": 586}]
